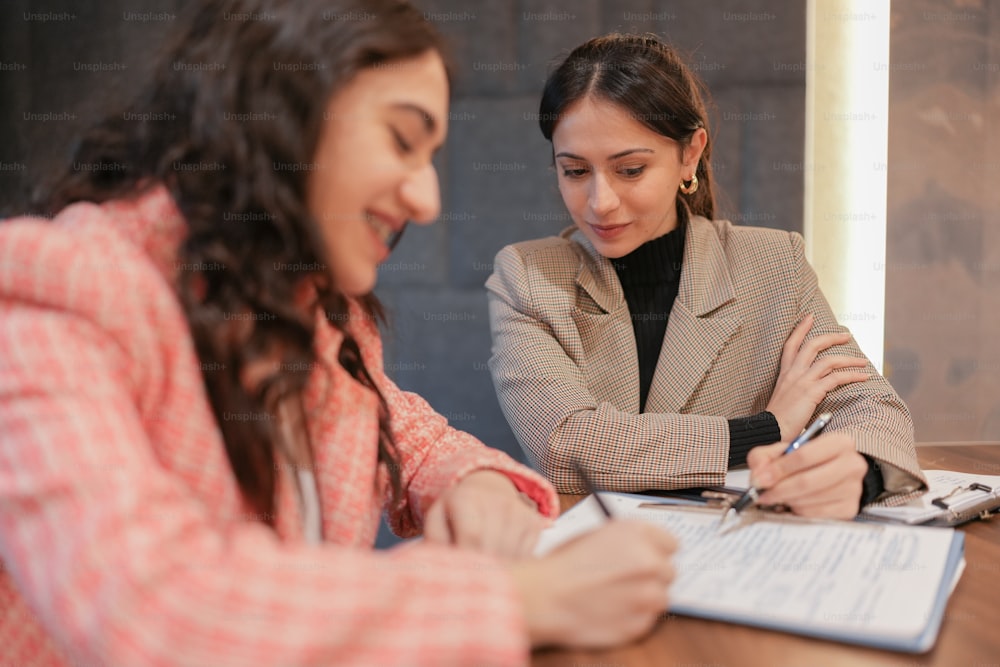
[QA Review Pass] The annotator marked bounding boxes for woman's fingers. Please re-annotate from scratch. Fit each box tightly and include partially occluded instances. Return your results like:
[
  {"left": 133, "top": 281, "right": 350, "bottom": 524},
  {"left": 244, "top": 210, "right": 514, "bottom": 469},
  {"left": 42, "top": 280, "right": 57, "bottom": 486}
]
[
  {"left": 780, "top": 313, "right": 814, "bottom": 370},
  {"left": 790, "top": 332, "right": 854, "bottom": 372},
  {"left": 768, "top": 319, "right": 870, "bottom": 439},
  {"left": 752, "top": 433, "right": 868, "bottom": 518},
  {"left": 806, "top": 354, "right": 869, "bottom": 377},
  {"left": 422, "top": 500, "right": 452, "bottom": 544},
  {"left": 818, "top": 371, "right": 870, "bottom": 394},
  {"left": 466, "top": 508, "right": 544, "bottom": 559},
  {"left": 746, "top": 440, "right": 788, "bottom": 474},
  {"left": 432, "top": 475, "right": 550, "bottom": 559},
  {"left": 512, "top": 520, "right": 677, "bottom": 648}
]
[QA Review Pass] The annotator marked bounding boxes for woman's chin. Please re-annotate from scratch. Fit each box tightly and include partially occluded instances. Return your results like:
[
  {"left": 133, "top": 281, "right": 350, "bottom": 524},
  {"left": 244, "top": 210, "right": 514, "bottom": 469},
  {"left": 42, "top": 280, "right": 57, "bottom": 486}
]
[
  {"left": 334, "top": 271, "right": 378, "bottom": 298},
  {"left": 590, "top": 239, "right": 630, "bottom": 260}
]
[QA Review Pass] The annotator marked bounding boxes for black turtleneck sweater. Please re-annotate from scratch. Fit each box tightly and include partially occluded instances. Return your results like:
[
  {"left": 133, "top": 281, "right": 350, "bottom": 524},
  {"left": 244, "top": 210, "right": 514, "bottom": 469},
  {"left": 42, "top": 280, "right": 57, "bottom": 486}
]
[
  {"left": 610, "top": 214, "right": 778, "bottom": 468},
  {"left": 609, "top": 212, "right": 884, "bottom": 508}
]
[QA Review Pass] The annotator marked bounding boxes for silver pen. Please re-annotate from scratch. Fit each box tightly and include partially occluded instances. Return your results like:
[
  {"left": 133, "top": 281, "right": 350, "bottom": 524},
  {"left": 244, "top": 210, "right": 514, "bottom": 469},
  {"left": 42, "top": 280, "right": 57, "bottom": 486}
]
[{"left": 720, "top": 412, "right": 833, "bottom": 525}]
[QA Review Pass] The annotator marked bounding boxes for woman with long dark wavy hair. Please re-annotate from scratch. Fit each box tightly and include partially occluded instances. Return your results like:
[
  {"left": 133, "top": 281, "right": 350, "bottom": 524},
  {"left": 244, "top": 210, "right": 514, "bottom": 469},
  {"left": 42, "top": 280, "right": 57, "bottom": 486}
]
[
  {"left": 0, "top": 4, "right": 677, "bottom": 665},
  {"left": 488, "top": 34, "right": 925, "bottom": 518}
]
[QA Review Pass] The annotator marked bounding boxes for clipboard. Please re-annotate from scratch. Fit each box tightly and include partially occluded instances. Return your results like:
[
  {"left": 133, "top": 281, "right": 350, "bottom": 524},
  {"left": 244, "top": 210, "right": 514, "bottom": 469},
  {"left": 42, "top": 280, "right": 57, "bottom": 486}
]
[{"left": 861, "top": 469, "right": 1000, "bottom": 526}]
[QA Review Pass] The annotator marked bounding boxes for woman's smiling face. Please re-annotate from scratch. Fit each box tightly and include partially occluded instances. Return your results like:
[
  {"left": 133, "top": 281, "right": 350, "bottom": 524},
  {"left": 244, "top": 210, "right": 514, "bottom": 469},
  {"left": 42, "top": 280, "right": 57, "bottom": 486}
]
[{"left": 307, "top": 50, "right": 449, "bottom": 296}]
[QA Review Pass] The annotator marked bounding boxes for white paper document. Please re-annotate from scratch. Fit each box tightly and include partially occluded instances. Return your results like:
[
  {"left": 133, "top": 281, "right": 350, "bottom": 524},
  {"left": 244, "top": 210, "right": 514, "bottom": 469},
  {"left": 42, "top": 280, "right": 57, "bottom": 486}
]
[
  {"left": 724, "top": 468, "right": 752, "bottom": 489},
  {"left": 537, "top": 493, "right": 965, "bottom": 652}
]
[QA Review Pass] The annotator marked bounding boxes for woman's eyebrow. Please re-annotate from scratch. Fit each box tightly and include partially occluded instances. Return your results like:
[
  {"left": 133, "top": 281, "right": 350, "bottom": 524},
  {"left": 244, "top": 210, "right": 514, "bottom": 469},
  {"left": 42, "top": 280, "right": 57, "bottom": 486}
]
[
  {"left": 554, "top": 148, "right": 654, "bottom": 160},
  {"left": 390, "top": 102, "right": 437, "bottom": 135}
]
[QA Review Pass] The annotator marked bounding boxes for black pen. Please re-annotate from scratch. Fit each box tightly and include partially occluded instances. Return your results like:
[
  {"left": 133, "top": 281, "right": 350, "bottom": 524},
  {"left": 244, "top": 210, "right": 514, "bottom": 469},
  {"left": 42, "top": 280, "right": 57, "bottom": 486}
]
[
  {"left": 721, "top": 412, "right": 833, "bottom": 525},
  {"left": 570, "top": 459, "right": 614, "bottom": 518}
]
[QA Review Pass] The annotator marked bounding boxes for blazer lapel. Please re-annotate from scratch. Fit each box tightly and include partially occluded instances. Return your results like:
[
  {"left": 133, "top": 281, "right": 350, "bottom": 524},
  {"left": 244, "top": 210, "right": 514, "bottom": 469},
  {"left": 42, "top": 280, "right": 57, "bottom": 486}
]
[
  {"left": 304, "top": 312, "right": 381, "bottom": 546},
  {"left": 645, "top": 216, "right": 742, "bottom": 414},
  {"left": 570, "top": 229, "right": 642, "bottom": 412},
  {"left": 568, "top": 226, "right": 624, "bottom": 315}
]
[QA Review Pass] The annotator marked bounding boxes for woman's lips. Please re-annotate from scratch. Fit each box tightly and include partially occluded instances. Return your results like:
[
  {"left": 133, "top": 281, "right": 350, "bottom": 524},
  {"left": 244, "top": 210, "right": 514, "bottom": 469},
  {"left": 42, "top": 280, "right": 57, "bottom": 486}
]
[
  {"left": 365, "top": 211, "right": 398, "bottom": 244},
  {"left": 589, "top": 222, "right": 630, "bottom": 240},
  {"left": 365, "top": 210, "right": 404, "bottom": 260}
]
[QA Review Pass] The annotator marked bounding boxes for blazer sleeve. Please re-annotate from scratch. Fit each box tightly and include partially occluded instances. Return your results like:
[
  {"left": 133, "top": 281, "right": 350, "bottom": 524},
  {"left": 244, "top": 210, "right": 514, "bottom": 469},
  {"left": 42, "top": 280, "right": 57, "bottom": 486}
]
[
  {"left": 487, "top": 243, "right": 730, "bottom": 494},
  {"left": 0, "top": 228, "right": 531, "bottom": 667},
  {"left": 349, "top": 309, "right": 559, "bottom": 537},
  {"left": 786, "top": 231, "right": 927, "bottom": 501}
]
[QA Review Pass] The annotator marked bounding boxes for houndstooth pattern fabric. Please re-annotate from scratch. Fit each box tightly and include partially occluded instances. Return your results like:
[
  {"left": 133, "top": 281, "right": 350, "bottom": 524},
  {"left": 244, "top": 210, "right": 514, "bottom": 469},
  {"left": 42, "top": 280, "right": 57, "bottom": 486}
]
[
  {"left": 0, "top": 186, "right": 557, "bottom": 667},
  {"left": 487, "top": 215, "right": 926, "bottom": 499}
]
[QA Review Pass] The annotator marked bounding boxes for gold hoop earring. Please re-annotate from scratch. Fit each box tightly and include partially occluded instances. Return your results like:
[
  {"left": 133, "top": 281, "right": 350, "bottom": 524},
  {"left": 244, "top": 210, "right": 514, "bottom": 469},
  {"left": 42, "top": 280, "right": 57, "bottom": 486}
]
[{"left": 679, "top": 173, "right": 699, "bottom": 195}]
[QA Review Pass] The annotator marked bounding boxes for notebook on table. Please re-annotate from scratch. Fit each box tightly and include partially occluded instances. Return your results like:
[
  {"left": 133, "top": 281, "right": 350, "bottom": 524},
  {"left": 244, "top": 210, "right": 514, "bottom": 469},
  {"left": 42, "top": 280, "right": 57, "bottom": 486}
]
[{"left": 536, "top": 492, "right": 965, "bottom": 654}]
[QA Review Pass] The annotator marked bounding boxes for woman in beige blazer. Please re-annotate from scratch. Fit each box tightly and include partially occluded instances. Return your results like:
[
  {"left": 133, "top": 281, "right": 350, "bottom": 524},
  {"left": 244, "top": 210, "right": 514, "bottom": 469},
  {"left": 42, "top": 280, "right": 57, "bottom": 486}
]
[{"left": 487, "top": 34, "right": 925, "bottom": 519}]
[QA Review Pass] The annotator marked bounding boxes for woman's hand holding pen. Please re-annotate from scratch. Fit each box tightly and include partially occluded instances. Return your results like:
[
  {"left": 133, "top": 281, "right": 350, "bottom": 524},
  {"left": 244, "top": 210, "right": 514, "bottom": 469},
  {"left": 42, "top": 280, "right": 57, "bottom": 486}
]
[
  {"left": 766, "top": 313, "right": 870, "bottom": 441},
  {"left": 427, "top": 468, "right": 677, "bottom": 648},
  {"left": 747, "top": 431, "right": 868, "bottom": 519},
  {"left": 423, "top": 470, "right": 550, "bottom": 559},
  {"left": 510, "top": 521, "right": 677, "bottom": 648}
]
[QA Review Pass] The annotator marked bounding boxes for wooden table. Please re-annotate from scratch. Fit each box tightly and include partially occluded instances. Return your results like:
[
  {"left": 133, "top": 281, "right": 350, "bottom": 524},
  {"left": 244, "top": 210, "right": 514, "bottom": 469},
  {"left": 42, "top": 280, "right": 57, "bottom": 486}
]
[{"left": 532, "top": 444, "right": 1000, "bottom": 667}]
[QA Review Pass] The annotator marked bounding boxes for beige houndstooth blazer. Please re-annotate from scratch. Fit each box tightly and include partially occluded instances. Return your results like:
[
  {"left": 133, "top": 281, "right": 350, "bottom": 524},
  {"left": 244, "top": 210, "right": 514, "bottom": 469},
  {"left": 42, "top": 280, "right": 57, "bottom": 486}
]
[{"left": 487, "top": 214, "right": 926, "bottom": 500}]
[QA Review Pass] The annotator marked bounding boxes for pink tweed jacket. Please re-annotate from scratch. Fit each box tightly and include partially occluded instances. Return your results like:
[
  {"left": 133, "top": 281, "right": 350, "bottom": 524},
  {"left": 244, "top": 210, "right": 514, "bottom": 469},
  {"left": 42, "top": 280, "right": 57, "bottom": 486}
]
[{"left": 0, "top": 187, "right": 557, "bottom": 667}]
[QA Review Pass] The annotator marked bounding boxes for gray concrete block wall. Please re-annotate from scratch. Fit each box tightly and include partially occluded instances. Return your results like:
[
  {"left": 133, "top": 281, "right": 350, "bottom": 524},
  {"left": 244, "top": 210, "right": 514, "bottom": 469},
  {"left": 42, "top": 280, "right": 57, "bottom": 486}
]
[
  {"left": 515, "top": 0, "right": 603, "bottom": 91},
  {"left": 0, "top": 0, "right": 32, "bottom": 210},
  {"left": 0, "top": 0, "right": 186, "bottom": 212},
  {"left": 731, "top": 84, "right": 807, "bottom": 230},
  {"left": 447, "top": 96, "right": 568, "bottom": 286}
]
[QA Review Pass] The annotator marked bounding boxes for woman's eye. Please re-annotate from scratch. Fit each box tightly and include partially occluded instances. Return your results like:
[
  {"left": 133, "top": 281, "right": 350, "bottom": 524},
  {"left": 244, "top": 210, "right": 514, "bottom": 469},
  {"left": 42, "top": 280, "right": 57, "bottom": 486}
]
[
  {"left": 619, "top": 166, "right": 645, "bottom": 177},
  {"left": 561, "top": 168, "right": 589, "bottom": 178},
  {"left": 390, "top": 128, "right": 413, "bottom": 153}
]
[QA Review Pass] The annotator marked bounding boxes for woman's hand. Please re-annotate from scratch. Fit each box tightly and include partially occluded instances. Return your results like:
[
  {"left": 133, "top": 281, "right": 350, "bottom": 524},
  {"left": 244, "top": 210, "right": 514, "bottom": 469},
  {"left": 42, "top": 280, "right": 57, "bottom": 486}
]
[
  {"left": 746, "top": 431, "right": 869, "bottom": 519},
  {"left": 423, "top": 470, "right": 550, "bottom": 560},
  {"left": 510, "top": 520, "right": 677, "bottom": 648},
  {"left": 766, "top": 313, "right": 869, "bottom": 441}
]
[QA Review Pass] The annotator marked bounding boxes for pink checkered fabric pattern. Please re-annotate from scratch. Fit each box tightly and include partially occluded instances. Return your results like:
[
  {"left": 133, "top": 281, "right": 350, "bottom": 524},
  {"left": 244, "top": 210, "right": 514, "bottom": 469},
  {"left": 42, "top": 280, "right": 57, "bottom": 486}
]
[{"left": 0, "top": 187, "right": 557, "bottom": 667}]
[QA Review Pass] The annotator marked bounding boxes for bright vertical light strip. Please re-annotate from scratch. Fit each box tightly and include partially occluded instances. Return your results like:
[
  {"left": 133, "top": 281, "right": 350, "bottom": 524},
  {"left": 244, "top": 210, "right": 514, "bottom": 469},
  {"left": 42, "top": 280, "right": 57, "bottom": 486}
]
[{"left": 805, "top": 0, "right": 891, "bottom": 372}]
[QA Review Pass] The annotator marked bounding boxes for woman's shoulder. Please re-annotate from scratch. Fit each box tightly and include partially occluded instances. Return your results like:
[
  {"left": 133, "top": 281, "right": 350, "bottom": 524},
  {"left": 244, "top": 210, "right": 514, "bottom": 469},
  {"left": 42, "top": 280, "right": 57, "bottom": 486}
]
[
  {"left": 495, "top": 226, "right": 584, "bottom": 259},
  {"left": 698, "top": 215, "right": 798, "bottom": 244},
  {"left": 491, "top": 227, "right": 589, "bottom": 278},
  {"left": 2, "top": 202, "right": 134, "bottom": 287},
  {"left": 0, "top": 196, "right": 185, "bottom": 346},
  {"left": 694, "top": 215, "right": 803, "bottom": 265},
  {"left": 687, "top": 216, "right": 809, "bottom": 300}
]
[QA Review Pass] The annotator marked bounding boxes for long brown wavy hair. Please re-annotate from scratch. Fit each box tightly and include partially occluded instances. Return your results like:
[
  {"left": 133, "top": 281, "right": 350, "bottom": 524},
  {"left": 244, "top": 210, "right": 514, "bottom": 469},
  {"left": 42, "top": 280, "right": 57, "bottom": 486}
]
[
  {"left": 33, "top": 0, "right": 450, "bottom": 522},
  {"left": 538, "top": 33, "right": 717, "bottom": 220}
]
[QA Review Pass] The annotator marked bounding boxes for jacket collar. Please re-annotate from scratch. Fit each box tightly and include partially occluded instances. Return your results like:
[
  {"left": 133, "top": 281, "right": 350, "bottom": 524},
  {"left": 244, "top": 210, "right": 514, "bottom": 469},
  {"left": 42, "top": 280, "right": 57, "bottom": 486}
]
[
  {"left": 568, "top": 213, "right": 736, "bottom": 317},
  {"left": 568, "top": 214, "right": 742, "bottom": 414}
]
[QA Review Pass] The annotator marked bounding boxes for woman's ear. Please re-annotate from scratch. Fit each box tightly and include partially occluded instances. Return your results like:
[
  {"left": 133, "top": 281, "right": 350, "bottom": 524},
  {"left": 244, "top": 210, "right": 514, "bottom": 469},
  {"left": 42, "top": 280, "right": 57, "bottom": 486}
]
[{"left": 684, "top": 127, "right": 708, "bottom": 169}]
